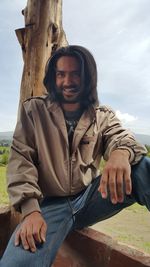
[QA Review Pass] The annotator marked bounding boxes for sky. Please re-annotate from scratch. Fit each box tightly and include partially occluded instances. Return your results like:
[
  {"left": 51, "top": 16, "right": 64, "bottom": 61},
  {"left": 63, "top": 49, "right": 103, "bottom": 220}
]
[{"left": 0, "top": 0, "right": 150, "bottom": 135}]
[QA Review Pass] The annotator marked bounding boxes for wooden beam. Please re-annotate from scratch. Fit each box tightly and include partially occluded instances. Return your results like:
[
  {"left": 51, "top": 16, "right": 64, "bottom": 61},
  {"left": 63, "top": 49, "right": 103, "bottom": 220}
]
[{"left": 16, "top": 0, "right": 68, "bottom": 102}]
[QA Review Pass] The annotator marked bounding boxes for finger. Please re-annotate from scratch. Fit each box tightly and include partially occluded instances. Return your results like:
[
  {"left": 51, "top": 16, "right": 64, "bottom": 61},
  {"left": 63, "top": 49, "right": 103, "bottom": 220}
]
[
  {"left": 32, "top": 226, "right": 42, "bottom": 243},
  {"left": 32, "top": 221, "right": 45, "bottom": 243},
  {"left": 26, "top": 226, "right": 37, "bottom": 252},
  {"left": 32, "top": 220, "right": 47, "bottom": 243},
  {"left": 124, "top": 168, "right": 132, "bottom": 195},
  {"left": 108, "top": 170, "right": 117, "bottom": 204},
  {"left": 40, "top": 222, "right": 47, "bottom": 243},
  {"left": 20, "top": 228, "right": 30, "bottom": 251},
  {"left": 116, "top": 169, "right": 124, "bottom": 203},
  {"left": 15, "top": 229, "right": 21, "bottom": 246},
  {"left": 99, "top": 170, "right": 109, "bottom": 199}
]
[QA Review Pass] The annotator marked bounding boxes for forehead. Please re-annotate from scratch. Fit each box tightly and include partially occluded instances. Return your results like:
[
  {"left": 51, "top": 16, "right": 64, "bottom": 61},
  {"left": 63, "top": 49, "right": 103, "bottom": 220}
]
[{"left": 56, "top": 56, "right": 80, "bottom": 70}]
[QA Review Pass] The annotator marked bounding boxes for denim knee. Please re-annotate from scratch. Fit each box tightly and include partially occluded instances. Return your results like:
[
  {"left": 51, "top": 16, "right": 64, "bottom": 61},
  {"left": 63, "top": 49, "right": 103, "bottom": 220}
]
[{"left": 131, "top": 156, "right": 150, "bottom": 210}]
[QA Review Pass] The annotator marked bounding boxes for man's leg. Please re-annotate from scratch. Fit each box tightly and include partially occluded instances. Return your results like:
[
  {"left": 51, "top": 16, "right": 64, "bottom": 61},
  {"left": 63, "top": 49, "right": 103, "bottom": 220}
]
[
  {"left": 0, "top": 197, "right": 74, "bottom": 267},
  {"left": 131, "top": 156, "right": 150, "bottom": 210},
  {"left": 73, "top": 176, "right": 136, "bottom": 229},
  {"left": 74, "top": 156, "right": 150, "bottom": 229}
]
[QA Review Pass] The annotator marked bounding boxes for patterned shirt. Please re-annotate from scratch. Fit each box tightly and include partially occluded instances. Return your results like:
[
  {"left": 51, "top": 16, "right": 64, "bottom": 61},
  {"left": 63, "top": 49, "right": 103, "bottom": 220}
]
[{"left": 63, "top": 109, "right": 83, "bottom": 154}]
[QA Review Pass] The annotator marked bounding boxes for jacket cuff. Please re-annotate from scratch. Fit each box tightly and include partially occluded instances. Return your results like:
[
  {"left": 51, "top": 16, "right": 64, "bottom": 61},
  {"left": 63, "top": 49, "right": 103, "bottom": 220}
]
[
  {"left": 21, "top": 198, "right": 41, "bottom": 218},
  {"left": 113, "top": 146, "right": 135, "bottom": 163}
]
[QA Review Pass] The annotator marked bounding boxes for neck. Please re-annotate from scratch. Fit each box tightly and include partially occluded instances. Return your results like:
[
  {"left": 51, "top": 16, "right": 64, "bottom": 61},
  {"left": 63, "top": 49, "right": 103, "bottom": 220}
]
[{"left": 61, "top": 102, "right": 81, "bottom": 112}]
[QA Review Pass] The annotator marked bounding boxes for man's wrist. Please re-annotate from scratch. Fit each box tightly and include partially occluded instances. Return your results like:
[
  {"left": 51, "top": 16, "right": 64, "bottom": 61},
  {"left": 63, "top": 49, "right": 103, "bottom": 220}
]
[
  {"left": 111, "top": 149, "right": 131, "bottom": 160},
  {"left": 21, "top": 198, "right": 41, "bottom": 218}
]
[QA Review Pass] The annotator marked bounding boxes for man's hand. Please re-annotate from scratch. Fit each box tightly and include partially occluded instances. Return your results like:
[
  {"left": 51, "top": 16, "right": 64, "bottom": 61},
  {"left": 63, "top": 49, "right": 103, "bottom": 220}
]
[
  {"left": 15, "top": 211, "right": 47, "bottom": 253},
  {"left": 99, "top": 149, "right": 132, "bottom": 204}
]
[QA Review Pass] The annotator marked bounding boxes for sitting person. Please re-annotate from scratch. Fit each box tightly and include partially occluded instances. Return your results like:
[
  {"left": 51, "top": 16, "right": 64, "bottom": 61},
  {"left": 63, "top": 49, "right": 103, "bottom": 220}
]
[{"left": 1, "top": 45, "right": 149, "bottom": 267}]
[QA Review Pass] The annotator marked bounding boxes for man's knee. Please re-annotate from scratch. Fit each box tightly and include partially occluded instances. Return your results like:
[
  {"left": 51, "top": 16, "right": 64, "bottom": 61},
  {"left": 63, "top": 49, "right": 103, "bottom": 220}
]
[{"left": 131, "top": 156, "right": 150, "bottom": 209}]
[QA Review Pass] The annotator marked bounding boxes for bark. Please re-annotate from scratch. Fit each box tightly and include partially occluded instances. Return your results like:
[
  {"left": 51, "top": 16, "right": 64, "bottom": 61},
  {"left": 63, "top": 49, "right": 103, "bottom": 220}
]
[{"left": 16, "top": 0, "right": 68, "bottom": 102}]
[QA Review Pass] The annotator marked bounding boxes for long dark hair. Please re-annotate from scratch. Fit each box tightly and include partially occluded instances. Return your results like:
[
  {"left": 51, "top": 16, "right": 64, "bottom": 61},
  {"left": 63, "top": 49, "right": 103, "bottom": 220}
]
[{"left": 43, "top": 45, "right": 99, "bottom": 108}]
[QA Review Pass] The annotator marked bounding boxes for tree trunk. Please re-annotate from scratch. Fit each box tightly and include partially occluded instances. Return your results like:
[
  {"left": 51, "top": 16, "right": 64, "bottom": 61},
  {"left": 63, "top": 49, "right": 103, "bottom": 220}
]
[{"left": 16, "top": 0, "right": 68, "bottom": 102}]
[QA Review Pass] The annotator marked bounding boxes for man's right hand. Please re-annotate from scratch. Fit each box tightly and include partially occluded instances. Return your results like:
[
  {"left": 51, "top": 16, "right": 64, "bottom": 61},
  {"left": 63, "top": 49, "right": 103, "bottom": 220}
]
[{"left": 15, "top": 211, "right": 47, "bottom": 253}]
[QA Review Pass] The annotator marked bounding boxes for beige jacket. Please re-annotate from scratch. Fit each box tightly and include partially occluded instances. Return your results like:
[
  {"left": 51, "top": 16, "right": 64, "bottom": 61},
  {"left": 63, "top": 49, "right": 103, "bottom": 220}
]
[{"left": 7, "top": 95, "right": 147, "bottom": 217}]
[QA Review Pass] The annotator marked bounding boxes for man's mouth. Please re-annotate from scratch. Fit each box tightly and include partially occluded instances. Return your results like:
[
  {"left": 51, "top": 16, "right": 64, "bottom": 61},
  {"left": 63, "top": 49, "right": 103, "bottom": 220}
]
[
  {"left": 63, "top": 87, "right": 79, "bottom": 93},
  {"left": 55, "top": 85, "right": 82, "bottom": 103}
]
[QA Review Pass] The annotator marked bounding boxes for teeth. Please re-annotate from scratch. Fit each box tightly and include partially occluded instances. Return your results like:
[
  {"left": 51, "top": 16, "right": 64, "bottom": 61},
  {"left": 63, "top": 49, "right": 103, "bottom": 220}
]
[
  {"left": 64, "top": 88, "right": 72, "bottom": 91},
  {"left": 64, "top": 88, "right": 75, "bottom": 92}
]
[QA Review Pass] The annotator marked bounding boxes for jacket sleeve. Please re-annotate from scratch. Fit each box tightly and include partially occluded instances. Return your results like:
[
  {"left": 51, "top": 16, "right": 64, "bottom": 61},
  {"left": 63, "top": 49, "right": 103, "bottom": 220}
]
[
  {"left": 7, "top": 101, "right": 43, "bottom": 218},
  {"left": 102, "top": 107, "right": 147, "bottom": 164}
]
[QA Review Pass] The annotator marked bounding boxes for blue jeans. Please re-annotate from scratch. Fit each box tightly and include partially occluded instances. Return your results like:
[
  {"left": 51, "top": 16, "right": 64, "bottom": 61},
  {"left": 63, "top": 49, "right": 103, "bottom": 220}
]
[{"left": 1, "top": 156, "right": 150, "bottom": 267}]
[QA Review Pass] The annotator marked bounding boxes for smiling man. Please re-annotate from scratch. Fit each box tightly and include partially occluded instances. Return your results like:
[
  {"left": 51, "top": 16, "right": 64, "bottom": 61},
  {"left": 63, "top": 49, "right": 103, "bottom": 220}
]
[
  {"left": 55, "top": 56, "right": 82, "bottom": 103},
  {"left": 1, "top": 45, "right": 150, "bottom": 267}
]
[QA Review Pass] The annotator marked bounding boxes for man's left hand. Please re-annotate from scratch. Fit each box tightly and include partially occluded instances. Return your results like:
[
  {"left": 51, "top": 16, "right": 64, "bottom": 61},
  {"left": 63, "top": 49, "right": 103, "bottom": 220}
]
[{"left": 99, "top": 149, "right": 132, "bottom": 204}]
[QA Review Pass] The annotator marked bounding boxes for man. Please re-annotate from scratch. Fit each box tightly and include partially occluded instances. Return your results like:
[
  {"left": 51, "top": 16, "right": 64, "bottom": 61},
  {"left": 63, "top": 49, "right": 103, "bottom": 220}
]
[{"left": 1, "top": 45, "right": 149, "bottom": 267}]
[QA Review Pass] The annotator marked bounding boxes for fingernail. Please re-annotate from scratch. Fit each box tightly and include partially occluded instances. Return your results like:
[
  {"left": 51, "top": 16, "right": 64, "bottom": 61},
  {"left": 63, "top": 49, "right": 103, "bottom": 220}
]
[
  {"left": 112, "top": 198, "right": 117, "bottom": 204},
  {"left": 42, "top": 237, "right": 46, "bottom": 242},
  {"left": 101, "top": 192, "right": 107, "bottom": 198}
]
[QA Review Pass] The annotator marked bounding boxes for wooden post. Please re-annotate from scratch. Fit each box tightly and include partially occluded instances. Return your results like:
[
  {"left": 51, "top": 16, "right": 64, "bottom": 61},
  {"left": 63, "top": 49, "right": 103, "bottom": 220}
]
[{"left": 16, "top": 0, "right": 68, "bottom": 102}]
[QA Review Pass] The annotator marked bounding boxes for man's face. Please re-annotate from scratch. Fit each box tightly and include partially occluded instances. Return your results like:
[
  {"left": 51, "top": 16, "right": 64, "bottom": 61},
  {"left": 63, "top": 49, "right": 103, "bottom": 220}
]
[{"left": 55, "top": 56, "right": 83, "bottom": 103}]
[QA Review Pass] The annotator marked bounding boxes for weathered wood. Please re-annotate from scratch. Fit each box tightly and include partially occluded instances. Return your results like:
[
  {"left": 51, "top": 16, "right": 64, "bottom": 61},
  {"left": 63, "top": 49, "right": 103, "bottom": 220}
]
[
  {"left": 16, "top": 0, "right": 68, "bottom": 102},
  {"left": 0, "top": 206, "right": 21, "bottom": 257}
]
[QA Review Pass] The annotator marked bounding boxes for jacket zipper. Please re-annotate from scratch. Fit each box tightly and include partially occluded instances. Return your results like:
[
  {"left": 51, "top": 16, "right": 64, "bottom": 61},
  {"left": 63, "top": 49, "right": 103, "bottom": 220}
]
[{"left": 69, "top": 155, "right": 72, "bottom": 194}]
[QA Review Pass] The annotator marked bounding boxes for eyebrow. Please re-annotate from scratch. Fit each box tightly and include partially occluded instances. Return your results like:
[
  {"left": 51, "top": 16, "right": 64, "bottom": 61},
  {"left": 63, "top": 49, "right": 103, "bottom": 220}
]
[{"left": 55, "top": 69, "right": 80, "bottom": 74}]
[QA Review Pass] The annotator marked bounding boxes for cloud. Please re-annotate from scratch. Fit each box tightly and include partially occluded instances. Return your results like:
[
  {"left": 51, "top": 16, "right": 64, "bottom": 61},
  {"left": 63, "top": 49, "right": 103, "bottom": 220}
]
[
  {"left": 115, "top": 110, "right": 145, "bottom": 134},
  {"left": 1, "top": 0, "right": 150, "bottom": 135},
  {"left": 114, "top": 110, "right": 150, "bottom": 135},
  {"left": 116, "top": 110, "right": 138, "bottom": 124}
]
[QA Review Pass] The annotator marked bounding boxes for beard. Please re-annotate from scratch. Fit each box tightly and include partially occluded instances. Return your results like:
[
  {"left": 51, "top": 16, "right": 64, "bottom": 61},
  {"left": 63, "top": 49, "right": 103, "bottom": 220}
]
[{"left": 54, "top": 85, "right": 84, "bottom": 104}]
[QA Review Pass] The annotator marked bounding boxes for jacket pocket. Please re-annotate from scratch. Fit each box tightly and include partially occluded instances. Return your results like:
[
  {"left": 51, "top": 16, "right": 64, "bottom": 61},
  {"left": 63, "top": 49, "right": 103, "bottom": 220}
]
[{"left": 79, "top": 135, "right": 98, "bottom": 164}]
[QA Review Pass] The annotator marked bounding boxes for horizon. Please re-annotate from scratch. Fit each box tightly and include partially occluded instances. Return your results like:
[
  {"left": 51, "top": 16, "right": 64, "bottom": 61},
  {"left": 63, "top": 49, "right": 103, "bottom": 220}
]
[
  {"left": 0, "top": 130, "right": 150, "bottom": 137},
  {"left": 0, "top": 130, "right": 150, "bottom": 147}
]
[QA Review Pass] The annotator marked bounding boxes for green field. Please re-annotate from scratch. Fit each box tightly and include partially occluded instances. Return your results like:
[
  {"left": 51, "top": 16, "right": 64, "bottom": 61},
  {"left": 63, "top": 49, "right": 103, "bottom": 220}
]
[
  {"left": 92, "top": 203, "right": 150, "bottom": 254},
  {"left": 0, "top": 166, "right": 9, "bottom": 205}
]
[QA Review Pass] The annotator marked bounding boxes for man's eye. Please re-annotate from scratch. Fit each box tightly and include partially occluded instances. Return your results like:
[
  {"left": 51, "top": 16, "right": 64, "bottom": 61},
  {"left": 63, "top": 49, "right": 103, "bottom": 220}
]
[
  {"left": 56, "top": 72, "right": 64, "bottom": 78},
  {"left": 72, "top": 72, "right": 80, "bottom": 78}
]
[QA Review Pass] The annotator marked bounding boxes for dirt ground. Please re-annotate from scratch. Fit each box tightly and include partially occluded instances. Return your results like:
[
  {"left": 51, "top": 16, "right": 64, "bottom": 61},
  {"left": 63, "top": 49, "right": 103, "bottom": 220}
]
[{"left": 91, "top": 203, "right": 150, "bottom": 254}]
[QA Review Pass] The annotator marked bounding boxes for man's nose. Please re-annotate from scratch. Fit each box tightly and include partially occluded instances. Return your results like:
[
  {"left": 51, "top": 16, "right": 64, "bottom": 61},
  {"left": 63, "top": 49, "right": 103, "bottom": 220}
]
[{"left": 63, "top": 74, "right": 73, "bottom": 86}]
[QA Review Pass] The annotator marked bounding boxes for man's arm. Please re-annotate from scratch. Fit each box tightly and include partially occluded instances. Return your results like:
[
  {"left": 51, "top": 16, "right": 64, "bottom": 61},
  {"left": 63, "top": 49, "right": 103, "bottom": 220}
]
[
  {"left": 7, "top": 101, "right": 47, "bottom": 251},
  {"left": 99, "top": 149, "right": 131, "bottom": 204},
  {"left": 98, "top": 107, "right": 147, "bottom": 204},
  {"left": 101, "top": 107, "right": 147, "bottom": 165},
  {"left": 7, "top": 101, "right": 42, "bottom": 216}
]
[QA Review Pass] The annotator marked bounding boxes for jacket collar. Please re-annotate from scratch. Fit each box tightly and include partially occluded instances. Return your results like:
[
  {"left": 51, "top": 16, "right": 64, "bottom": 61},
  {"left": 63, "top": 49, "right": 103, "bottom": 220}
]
[{"left": 45, "top": 97, "right": 97, "bottom": 152}]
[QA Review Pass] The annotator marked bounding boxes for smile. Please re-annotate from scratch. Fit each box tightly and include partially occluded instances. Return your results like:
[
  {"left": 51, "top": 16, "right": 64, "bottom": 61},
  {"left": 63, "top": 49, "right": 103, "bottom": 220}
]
[{"left": 63, "top": 87, "right": 79, "bottom": 93}]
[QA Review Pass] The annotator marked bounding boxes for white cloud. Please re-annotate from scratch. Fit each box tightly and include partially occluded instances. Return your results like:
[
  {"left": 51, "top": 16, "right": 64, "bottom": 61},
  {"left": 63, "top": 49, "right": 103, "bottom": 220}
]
[
  {"left": 116, "top": 110, "right": 138, "bottom": 123},
  {"left": 115, "top": 110, "right": 150, "bottom": 135}
]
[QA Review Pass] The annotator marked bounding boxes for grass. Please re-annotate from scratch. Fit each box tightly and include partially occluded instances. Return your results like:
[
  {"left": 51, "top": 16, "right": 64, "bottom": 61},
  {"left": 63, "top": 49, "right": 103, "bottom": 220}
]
[
  {"left": 92, "top": 203, "right": 150, "bottom": 254},
  {"left": 0, "top": 166, "right": 9, "bottom": 205}
]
